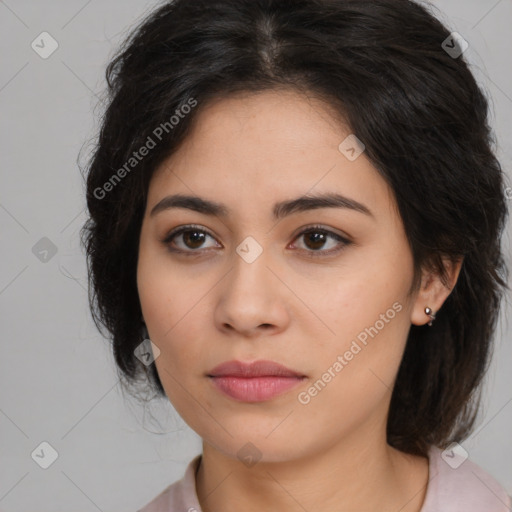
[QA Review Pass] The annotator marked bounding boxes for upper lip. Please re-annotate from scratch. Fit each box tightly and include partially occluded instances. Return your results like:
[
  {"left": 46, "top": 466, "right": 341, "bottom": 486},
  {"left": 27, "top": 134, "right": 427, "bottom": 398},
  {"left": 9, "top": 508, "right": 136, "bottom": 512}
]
[{"left": 207, "top": 360, "right": 306, "bottom": 378}]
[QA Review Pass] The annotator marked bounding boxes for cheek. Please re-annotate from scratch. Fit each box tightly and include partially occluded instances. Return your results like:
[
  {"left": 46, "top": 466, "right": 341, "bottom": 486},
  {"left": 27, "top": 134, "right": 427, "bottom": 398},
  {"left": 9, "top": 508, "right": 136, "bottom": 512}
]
[
  {"left": 138, "top": 246, "right": 200, "bottom": 338},
  {"left": 296, "top": 313, "right": 410, "bottom": 441},
  {"left": 302, "top": 261, "right": 412, "bottom": 403},
  {"left": 137, "top": 251, "right": 205, "bottom": 377},
  {"left": 306, "top": 265, "right": 410, "bottom": 350}
]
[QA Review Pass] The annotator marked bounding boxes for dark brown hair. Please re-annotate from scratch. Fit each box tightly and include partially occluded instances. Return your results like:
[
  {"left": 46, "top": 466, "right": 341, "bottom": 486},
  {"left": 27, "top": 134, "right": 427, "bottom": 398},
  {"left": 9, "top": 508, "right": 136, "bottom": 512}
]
[{"left": 80, "top": 0, "right": 510, "bottom": 457}]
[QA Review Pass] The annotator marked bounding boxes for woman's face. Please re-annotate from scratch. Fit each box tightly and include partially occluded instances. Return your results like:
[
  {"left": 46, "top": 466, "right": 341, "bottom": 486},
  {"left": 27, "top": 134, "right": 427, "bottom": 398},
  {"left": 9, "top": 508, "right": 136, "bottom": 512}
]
[{"left": 137, "top": 89, "right": 421, "bottom": 462}]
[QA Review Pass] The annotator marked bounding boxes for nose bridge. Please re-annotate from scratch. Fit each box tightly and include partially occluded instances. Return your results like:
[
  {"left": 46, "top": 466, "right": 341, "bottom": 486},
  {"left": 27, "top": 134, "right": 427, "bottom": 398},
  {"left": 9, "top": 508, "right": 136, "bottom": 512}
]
[
  {"left": 227, "top": 238, "right": 274, "bottom": 303},
  {"left": 215, "top": 237, "right": 286, "bottom": 333}
]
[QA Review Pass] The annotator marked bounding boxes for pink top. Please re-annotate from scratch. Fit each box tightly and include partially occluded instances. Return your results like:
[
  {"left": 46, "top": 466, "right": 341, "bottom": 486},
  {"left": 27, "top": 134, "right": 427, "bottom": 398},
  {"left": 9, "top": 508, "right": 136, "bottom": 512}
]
[{"left": 138, "top": 447, "right": 511, "bottom": 511}]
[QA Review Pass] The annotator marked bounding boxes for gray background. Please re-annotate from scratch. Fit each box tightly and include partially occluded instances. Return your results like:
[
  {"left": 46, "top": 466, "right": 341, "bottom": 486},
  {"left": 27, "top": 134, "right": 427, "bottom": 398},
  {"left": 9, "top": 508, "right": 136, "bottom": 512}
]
[{"left": 0, "top": 0, "right": 511, "bottom": 510}]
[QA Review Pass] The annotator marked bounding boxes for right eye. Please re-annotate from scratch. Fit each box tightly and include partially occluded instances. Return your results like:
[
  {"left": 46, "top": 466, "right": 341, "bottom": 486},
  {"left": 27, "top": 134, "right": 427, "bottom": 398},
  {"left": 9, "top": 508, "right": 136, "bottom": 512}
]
[{"left": 162, "top": 224, "right": 221, "bottom": 254}]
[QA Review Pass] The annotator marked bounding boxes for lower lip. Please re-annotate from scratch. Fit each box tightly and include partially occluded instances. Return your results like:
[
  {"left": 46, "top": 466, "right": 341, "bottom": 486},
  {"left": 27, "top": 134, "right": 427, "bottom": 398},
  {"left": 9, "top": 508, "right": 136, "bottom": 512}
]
[{"left": 209, "top": 376, "right": 305, "bottom": 402}]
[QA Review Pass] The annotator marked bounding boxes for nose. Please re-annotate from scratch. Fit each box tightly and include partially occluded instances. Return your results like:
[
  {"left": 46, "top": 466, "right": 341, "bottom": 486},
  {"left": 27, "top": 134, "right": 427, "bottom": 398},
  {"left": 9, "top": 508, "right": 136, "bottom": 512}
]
[{"left": 214, "top": 249, "right": 290, "bottom": 338}]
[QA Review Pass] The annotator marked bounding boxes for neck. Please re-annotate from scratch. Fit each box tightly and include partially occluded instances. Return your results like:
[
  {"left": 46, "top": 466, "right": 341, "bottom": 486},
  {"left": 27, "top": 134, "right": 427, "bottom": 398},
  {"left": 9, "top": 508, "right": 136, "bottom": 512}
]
[{"left": 195, "top": 426, "right": 429, "bottom": 512}]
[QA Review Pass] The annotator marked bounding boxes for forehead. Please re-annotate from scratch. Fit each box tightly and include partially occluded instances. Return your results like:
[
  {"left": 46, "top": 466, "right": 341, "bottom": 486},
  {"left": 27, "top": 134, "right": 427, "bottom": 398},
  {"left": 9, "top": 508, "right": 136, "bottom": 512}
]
[{"left": 147, "top": 90, "right": 397, "bottom": 222}]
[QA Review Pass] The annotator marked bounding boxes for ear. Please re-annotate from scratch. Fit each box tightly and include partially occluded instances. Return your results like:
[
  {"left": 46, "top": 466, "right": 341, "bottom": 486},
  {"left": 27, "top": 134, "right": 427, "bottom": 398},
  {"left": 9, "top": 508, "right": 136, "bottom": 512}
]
[{"left": 410, "top": 256, "right": 464, "bottom": 326}]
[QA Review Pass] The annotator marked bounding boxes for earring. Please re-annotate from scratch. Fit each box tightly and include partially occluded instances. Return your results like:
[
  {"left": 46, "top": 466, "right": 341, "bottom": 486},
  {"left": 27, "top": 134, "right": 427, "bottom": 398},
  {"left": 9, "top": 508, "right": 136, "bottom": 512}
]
[{"left": 424, "top": 307, "right": 436, "bottom": 326}]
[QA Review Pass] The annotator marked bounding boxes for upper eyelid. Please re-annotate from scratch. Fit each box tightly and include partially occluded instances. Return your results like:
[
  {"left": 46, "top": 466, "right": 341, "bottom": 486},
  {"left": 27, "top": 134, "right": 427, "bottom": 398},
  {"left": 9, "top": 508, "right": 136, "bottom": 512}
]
[
  {"left": 163, "top": 224, "right": 351, "bottom": 247},
  {"left": 164, "top": 224, "right": 216, "bottom": 241}
]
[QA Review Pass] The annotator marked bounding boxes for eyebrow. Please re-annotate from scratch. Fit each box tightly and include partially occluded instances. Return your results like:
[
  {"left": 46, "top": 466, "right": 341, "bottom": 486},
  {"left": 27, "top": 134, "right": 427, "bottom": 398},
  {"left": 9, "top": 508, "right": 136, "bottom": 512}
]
[{"left": 149, "top": 192, "right": 374, "bottom": 220}]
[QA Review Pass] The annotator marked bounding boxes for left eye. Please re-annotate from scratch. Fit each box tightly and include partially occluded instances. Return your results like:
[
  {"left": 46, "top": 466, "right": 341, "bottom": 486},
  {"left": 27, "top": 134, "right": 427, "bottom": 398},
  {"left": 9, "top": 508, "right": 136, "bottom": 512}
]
[
  {"left": 162, "top": 224, "right": 351, "bottom": 256},
  {"left": 291, "top": 227, "right": 351, "bottom": 256}
]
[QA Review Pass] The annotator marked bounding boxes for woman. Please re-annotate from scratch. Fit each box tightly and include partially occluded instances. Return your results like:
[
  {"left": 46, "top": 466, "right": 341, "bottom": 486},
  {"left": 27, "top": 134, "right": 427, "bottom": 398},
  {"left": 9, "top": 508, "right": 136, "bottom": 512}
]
[{"left": 80, "top": 0, "right": 511, "bottom": 510}]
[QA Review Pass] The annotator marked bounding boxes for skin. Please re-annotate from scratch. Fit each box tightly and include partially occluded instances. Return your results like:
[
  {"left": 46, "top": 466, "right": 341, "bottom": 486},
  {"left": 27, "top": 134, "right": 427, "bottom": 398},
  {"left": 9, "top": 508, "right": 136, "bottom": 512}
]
[{"left": 137, "top": 89, "right": 463, "bottom": 512}]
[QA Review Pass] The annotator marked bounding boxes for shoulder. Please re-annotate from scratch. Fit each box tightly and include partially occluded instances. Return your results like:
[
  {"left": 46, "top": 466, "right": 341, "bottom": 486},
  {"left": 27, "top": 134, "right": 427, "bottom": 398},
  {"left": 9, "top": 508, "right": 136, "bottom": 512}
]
[
  {"left": 137, "top": 454, "right": 203, "bottom": 512},
  {"left": 421, "top": 446, "right": 511, "bottom": 512}
]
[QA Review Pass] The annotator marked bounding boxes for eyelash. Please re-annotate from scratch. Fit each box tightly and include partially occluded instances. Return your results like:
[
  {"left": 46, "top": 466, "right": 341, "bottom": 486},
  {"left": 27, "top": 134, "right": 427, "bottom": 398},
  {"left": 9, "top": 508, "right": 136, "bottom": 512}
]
[{"left": 161, "top": 224, "right": 352, "bottom": 258}]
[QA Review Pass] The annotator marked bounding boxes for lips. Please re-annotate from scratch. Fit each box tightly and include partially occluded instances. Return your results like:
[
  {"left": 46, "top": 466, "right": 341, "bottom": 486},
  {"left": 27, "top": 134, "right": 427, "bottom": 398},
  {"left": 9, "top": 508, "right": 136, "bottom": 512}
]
[
  {"left": 207, "top": 359, "right": 306, "bottom": 378},
  {"left": 207, "top": 360, "right": 307, "bottom": 402}
]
